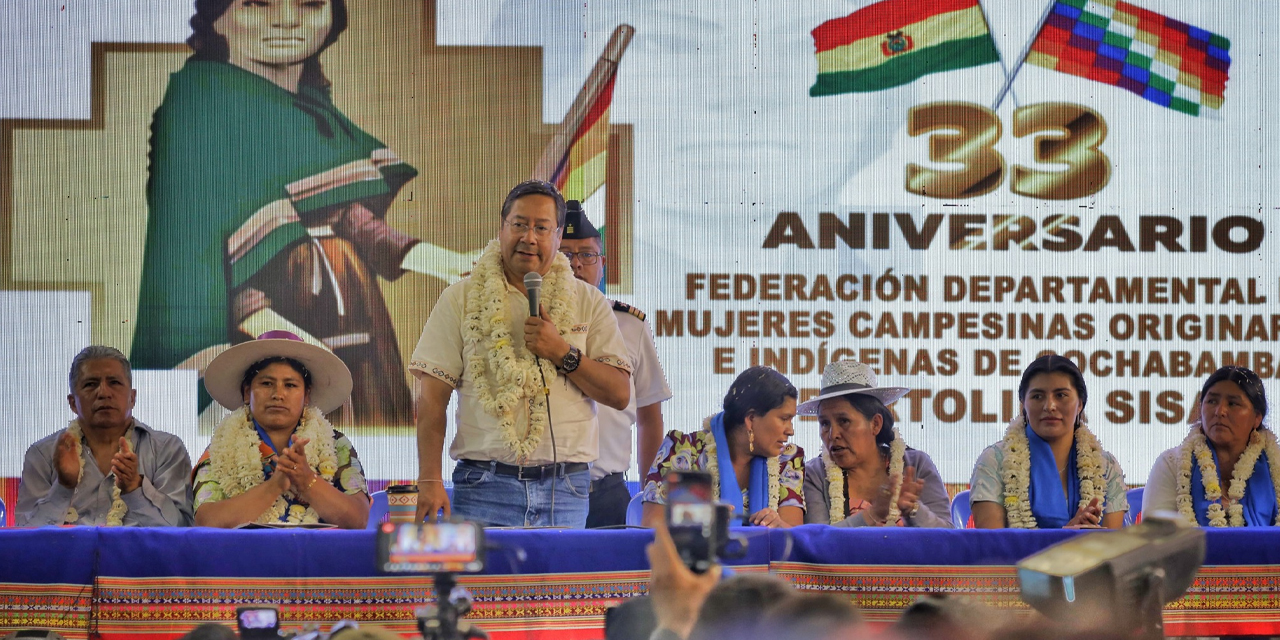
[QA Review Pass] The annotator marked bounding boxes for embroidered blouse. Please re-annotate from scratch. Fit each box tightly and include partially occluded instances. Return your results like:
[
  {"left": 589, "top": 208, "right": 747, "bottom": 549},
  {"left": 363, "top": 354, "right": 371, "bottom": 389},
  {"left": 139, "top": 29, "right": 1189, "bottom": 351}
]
[
  {"left": 641, "top": 429, "right": 805, "bottom": 510},
  {"left": 192, "top": 429, "right": 368, "bottom": 521}
]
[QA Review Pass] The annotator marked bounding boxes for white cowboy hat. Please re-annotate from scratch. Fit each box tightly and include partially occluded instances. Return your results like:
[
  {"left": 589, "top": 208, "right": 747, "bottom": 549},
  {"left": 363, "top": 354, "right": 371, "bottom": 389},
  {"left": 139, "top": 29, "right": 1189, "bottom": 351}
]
[
  {"left": 203, "top": 330, "right": 352, "bottom": 413},
  {"left": 796, "top": 360, "right": 910, "bottom": 416}
]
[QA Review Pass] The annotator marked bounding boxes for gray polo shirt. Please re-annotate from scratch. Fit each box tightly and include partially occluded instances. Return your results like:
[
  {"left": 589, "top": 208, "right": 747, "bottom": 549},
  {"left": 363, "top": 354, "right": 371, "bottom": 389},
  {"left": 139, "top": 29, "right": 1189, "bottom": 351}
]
[{"left": 17, "top": 419, "right": 194, "bottom": 526}]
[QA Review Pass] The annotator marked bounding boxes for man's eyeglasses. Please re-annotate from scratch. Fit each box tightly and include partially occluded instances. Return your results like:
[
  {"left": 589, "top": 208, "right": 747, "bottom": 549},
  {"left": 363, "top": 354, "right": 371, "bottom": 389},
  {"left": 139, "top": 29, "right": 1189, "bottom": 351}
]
[
  {"left": 504, "top": 219, "right": 558, "bottom": 238},
  {"left": 560, "top": 251, "right": 603, "bottom": 265}
]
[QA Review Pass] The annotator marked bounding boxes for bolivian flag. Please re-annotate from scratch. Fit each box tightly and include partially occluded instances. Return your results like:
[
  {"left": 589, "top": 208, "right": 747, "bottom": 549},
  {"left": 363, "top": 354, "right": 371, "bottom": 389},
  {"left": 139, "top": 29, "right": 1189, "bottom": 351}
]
[
  {"left": 810, "top": 0, "right": 1001, "bottom": 96},
  {"left": 550, "top": 74, "right": 617, "bottom": 202}
]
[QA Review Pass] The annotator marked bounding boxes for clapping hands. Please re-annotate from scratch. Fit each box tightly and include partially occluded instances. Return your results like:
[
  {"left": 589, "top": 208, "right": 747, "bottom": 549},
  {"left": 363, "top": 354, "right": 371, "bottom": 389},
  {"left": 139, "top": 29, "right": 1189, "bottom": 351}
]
[
  {"left": 54, "top": 433, "right": 142, "bottom": 493},
  {"left": 1065, "top": 497, "right": 1103, "bottom": 529},
  {"left": 272, "top": 438, "right": 319, "bottom": 498},
  {"left": 111, "top": 437, "right": 141, "bottom": 493}
]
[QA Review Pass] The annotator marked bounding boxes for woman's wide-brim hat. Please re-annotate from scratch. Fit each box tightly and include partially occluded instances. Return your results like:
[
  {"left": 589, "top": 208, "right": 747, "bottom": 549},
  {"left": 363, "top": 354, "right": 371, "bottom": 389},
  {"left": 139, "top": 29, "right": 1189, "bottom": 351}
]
[
  {"left": 796, "top": 360, "right": 911, "bottom": 416},
  {"left": 203, "top": 330, "right": 353, "bottom": 413}
]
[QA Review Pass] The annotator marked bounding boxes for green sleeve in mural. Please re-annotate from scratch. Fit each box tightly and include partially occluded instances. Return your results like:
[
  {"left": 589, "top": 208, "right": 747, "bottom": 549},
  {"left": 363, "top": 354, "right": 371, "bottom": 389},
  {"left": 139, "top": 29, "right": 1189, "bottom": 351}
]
[{"left": 133, "top": 59, "right": 418, "bottom": 422}]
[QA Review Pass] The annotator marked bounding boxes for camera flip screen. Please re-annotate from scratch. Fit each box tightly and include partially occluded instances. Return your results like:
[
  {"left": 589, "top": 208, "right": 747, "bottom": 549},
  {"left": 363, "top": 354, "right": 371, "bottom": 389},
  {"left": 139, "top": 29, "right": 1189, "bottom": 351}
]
[
  {"left": 669, "top": 503, "right": 715, "bottom": 536},
  {"left": 236, "top": 606, "right": 280, "bottom": 640},
  {"left": 665, "top": 471, "right": 717, "bottom": 573},
  {"left": 238, "top": 608, "right": 277, "bottom": 629},
  {"left": 376, "top": 522, "right": 485, "bottom": 573}
]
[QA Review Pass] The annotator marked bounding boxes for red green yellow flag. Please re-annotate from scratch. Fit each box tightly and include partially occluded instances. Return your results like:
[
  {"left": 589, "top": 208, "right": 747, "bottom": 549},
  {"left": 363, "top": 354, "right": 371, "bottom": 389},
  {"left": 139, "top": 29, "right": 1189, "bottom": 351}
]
[
  {"left": 550, "top": 74, "right": 616, "bottom": 201},
  {"left": 810, "top": 0, "right": 1001, "bottom": 96}
]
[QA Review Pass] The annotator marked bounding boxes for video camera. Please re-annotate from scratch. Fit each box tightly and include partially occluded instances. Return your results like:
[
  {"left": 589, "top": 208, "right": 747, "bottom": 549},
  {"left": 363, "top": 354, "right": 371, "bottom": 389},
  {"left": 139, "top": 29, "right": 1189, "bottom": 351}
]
[
  {"left": 376, "top": 521, "right": 489, "bottom": 640},
  {"left": 665, "top": 471, "right": 737, "bottom": 574}
]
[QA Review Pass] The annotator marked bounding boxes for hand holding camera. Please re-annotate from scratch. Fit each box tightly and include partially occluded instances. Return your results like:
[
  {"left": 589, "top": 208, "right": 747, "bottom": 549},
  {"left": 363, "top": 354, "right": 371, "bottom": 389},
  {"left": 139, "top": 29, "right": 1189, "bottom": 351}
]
[
  {"left": 646, "top": 523, "right": 723, "bottom": 640},
  {"left": 664, "top": 471, "right": 734, "bottom": 574}
]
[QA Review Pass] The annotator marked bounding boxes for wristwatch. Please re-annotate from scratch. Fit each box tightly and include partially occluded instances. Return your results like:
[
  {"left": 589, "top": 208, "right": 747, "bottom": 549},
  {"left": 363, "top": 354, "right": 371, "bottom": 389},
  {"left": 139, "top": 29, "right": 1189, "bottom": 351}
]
[{"left": 558, "top": 345, "right": 582, "bottom": 374}]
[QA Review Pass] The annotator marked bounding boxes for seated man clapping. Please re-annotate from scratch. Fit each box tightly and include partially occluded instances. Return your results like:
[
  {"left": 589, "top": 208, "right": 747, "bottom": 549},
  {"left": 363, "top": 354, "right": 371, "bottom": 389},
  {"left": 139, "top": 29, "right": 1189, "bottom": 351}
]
[{"left": 17, "top": 346, "right": 193, "bottom": 526}]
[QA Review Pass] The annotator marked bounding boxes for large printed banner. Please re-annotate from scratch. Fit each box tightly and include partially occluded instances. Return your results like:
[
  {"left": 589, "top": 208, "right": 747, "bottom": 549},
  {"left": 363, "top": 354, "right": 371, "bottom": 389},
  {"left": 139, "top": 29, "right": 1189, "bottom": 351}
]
[{"left": 2, "top": 0, "right": 1278, "bottom": 495}]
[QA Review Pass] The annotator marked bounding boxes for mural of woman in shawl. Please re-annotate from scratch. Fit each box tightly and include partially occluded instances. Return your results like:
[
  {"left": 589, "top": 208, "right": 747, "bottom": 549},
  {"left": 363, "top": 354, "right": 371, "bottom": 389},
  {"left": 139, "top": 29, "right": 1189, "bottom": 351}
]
[{"left": 132, "top": 0, "right": 471, "bottom": 426}]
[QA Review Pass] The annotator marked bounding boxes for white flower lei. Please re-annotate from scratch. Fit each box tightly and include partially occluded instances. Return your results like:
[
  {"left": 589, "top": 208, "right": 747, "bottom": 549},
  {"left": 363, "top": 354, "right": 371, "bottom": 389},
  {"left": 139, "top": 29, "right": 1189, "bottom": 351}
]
[
  {"left": 823, "top": 450, "right": 843, "bottom": 523},
  {"left": 63, "top": 420, "right": 132, "bottom": 526},
  {"left": 207, "top": 406, "right": 339, "bottom": 524},
  {"left": 1175, "top": 422, "right": 1280, "bottom": 527},
  {"left": 821, "top": 427, "right": 906, "bottom": 525},
  {"left": 998, "top": 413, "right": 1108, "bottom": 529},
  {"left": 767, "top": 455, "right": 781, "bottom": 512},
  {"left": 462, "top": 239, "right": 577, "bottom": 462},
  {"left": 701, "top": 417, "right": 781, "bottom": 513}
]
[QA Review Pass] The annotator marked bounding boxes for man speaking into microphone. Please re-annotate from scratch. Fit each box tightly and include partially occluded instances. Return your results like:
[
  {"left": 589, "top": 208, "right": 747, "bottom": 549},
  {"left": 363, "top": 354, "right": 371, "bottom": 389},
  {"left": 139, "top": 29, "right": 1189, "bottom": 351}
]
[{"left": 409, "top": 180, "right": 631, "bottom": 527}]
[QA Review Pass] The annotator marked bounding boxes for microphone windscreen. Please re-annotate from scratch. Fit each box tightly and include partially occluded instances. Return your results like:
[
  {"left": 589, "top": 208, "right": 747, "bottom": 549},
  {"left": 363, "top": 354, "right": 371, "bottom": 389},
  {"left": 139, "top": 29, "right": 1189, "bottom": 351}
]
[{"left": 523, "top": 271, "right": 542, "bottom": 316}]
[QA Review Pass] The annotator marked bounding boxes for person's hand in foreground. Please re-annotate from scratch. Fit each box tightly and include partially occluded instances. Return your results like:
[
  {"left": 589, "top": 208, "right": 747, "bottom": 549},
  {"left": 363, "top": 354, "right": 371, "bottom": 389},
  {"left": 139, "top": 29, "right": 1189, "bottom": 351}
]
[{"left": 647, "top": 524, "right": 723, "bottom": 640}]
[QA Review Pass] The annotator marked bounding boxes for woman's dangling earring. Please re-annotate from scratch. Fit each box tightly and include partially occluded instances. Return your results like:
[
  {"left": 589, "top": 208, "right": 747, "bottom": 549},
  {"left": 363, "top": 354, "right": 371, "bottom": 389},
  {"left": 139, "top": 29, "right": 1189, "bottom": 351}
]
[{"left": 748, "top": 428, "right": 755, "bottom": 453}]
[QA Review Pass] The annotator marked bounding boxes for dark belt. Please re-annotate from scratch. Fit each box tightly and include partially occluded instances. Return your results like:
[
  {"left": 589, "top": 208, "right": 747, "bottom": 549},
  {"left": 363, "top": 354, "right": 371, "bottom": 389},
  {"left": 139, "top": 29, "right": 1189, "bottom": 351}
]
[
  {"left": 591, "top": 471, "right": 626, "bottom": 493},
  {"left": 461, "top": 459, "right": 590, "bottom": 481}
]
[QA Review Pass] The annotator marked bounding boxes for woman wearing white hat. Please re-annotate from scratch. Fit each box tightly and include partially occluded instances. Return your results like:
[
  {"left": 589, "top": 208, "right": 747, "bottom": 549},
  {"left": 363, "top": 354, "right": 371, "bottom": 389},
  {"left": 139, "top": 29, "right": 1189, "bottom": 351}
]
[
  {"left": 191, "top": 331, "right": 370, "bottom": 528},
  {"left": 801, "top": 360, "right": 951, "bottom": 527},
  {"left": 969, "top": 355, "right": 1127, "bottom": 529}
]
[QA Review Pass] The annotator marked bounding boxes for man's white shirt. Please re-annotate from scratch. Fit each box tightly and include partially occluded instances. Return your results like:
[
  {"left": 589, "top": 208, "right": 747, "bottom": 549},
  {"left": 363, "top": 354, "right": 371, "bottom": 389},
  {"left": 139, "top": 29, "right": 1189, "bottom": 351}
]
[{"left": 593, "top": 302, "right": 672, "bottom": 480}]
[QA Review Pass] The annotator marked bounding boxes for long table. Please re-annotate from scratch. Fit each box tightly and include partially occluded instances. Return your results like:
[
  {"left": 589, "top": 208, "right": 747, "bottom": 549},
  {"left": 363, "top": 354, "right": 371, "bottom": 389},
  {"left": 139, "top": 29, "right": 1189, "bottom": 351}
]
[{"left": 3, "top": 526, "right": 1280, "bottom": 638}]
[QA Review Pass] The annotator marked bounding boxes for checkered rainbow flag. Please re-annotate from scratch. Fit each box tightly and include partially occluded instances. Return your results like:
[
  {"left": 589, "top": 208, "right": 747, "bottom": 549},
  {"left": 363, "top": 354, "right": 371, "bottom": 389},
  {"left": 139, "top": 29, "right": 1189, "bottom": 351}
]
[{"left": 1025, "top": 0, "right": 1230, "bottom": 116}]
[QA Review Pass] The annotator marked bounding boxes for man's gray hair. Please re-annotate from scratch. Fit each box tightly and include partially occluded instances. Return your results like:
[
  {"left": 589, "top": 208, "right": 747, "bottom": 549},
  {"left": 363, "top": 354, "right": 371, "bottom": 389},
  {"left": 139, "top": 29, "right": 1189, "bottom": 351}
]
[{"left": 69, "top": 345, "right": 133, "bottom": 392}]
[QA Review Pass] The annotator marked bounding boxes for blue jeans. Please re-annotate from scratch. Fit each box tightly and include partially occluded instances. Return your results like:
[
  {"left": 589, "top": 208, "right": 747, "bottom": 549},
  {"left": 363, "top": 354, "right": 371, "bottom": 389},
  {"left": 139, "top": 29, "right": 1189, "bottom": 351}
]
[{"left": 451, "top": 461, "right": 591, "bottom": 528}]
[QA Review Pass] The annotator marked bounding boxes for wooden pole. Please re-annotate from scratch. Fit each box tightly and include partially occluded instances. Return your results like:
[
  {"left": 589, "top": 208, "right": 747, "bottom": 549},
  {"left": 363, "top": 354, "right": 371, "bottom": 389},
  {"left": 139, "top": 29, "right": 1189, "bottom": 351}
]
[{"left": 532, "top": 24, "right": 635, "bottom": 182}]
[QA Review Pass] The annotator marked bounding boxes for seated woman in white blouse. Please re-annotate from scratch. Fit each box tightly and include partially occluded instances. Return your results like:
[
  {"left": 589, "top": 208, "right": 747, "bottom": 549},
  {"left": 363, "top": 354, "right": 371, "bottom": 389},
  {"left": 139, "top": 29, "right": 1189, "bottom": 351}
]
[
  {"left": 1145, "top": 366, "right": 1280, "bottom": 527},
  {"left": 969, "top": 355, "right": 1128, "bottom": 529}
]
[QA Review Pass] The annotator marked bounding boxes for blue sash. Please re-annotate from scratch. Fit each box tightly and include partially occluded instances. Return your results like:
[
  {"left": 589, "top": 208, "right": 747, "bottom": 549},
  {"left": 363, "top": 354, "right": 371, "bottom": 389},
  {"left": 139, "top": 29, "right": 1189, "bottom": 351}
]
[
  {"left": 1189, "top": 445, "right": 1278, "bottom": 527},
  {"left": 1026, "top": 424, "right": 1081, "bottom": 529},
  {"left": 710, "top": 412, "right": 769, "bottom": 524},
  {"left": 253, "top": 419, "right": 293, "bottom": 455}
]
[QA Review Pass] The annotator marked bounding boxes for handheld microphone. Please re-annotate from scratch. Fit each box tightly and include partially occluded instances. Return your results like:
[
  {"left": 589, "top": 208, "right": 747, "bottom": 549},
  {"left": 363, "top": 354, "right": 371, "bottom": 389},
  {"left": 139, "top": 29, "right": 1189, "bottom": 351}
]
[{"left": 523, "top": 271, "right": 542, "bottom": 317}]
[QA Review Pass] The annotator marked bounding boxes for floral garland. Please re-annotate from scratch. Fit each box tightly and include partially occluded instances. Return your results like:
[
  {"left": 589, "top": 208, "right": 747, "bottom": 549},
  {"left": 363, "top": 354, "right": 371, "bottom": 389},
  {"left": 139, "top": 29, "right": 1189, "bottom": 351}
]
[
  {"left": 1175, "top": 422, "right": 1280, "bottom": 527},
  {"left": 701, "top": 417, "right": 781, "bottom": 513},
  {"left": 63, "top": 420, "right": 132, "bottom": 526},
  {"left": 998, "top": 413, "right": 1108, "bottom": 529},
  {"left": 462, "top": 239, "right": 577, "bottom": 462},
  {"left": 207, "top": 406, "right": 339, "bottom": 525},
  {"left": 821, "top": 427, "right": 906, "bottom": 525},
  {"left": 823, "top": 449, "right": 843, "bottom": 524}
]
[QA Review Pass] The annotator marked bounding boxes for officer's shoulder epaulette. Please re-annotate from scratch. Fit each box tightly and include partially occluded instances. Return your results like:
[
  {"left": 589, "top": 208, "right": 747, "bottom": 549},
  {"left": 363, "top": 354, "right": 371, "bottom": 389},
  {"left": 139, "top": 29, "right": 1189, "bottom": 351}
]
[{"left": 612, "top": 300, "right": 646, "bottom": 322}]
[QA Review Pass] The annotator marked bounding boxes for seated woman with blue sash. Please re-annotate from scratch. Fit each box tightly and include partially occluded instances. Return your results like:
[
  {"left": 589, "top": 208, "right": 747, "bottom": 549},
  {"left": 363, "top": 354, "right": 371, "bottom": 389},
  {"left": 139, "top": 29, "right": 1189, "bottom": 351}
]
[
  {"left": 1145, "top": 366, "right": 1280, "bottom": 527},
  {"left": 970, "top": 355, "right": 1129, "bottom": 529},
  {"left": 641, "top": 366, "right": 805, "bottom": 528}
]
